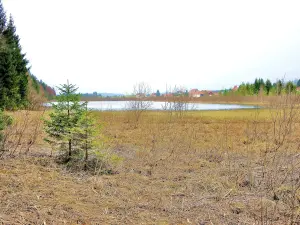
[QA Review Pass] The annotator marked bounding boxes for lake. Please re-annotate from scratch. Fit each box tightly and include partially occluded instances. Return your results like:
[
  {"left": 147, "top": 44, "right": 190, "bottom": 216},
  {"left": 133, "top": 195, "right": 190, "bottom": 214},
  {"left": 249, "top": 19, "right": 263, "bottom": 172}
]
[{"left": 86, "top": 101, "right": 258, "bottom": 111}]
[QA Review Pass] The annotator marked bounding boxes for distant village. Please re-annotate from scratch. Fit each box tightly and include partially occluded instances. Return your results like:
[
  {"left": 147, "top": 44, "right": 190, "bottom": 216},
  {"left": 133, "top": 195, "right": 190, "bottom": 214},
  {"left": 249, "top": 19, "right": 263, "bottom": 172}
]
[
  {"left": 81, "top": 80, "right": 300, "bottom": 99},
  {"left": 147, "top": 88, "right": 223, "bottom": 98}
]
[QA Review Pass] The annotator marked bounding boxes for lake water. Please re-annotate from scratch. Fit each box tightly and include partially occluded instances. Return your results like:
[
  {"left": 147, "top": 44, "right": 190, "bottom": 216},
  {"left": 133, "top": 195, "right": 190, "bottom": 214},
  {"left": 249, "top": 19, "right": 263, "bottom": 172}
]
[{"left": 86, "top": 101, "right": 258, "bottom": 111}]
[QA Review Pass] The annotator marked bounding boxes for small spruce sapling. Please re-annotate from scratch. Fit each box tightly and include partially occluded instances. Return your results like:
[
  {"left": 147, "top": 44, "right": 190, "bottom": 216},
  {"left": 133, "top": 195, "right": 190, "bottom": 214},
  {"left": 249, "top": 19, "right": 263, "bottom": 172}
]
[
  {"left": 72, "top": 101, "right": 99, "bottom": 169},
  {"left": 44, "top": 81, "right": 85, "bottom": 160}
]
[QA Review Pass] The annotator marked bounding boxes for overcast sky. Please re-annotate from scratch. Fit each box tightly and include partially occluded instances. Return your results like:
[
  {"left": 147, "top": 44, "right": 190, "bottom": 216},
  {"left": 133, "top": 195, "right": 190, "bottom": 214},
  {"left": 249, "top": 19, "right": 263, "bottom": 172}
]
[{"left": 2, "top": 0, "right": 300, "bottom": 93}]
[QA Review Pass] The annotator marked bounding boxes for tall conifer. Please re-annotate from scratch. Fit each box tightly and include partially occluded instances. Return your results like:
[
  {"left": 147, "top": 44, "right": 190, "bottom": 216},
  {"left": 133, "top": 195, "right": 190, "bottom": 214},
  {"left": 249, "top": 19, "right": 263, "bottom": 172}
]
[
  {"left": 3, "top": 16, "right": 28, "bottom": 107},
  {"left": 0, "top": 0, "right": 6, "bottom": 33}
]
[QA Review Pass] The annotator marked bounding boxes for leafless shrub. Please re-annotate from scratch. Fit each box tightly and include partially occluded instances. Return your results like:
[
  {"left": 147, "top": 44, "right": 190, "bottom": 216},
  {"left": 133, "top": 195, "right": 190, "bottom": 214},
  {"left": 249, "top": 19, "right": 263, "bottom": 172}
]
[
  {"left": 27, "top": 85, "right": 47, "bottom": 110},
  {"left": 244, "top": 93, "right": 300, "bottom": 223},
  {"left": 126, "top": 82, "right": 153, "bottom": 126},
  {"left": 161, "top": 85, "right": 193, "bottom": 120},
  {"left": 25, "top": 110, "right": 46, "bottom": 154},
  {"left": 0, "top": 110, "right": 45, "bottom": 158}
]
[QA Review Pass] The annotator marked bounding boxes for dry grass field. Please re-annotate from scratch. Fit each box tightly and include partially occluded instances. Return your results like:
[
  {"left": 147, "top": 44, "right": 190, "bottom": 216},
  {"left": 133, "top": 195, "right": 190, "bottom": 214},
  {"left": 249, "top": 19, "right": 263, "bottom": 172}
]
[{"left": 1, "top": 97, "right": 300, "bottom": 224}]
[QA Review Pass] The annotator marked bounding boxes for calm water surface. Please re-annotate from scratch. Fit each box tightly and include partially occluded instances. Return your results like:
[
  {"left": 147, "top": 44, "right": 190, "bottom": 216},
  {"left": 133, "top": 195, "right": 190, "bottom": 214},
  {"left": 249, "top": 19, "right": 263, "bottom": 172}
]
[{"left": 86, "top": 101, "right": 258, "bottom": 111}]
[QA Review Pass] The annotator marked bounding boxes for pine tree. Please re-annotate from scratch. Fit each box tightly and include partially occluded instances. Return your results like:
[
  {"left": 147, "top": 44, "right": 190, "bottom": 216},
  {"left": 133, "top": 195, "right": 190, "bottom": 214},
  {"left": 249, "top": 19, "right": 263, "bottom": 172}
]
[
  {"left": 44, "top": 81, "right": 85, "bottom": 160},
  {"left": 0, "top": 48, "right": 20, "bottom": 109},
  {"left": 285, "top": 81, "right": 296, "bottom": 94},
  {"left": 0, "top": 0, "right": 6, "bottom": 34},
  {"left": 253, "top": 78, "right": 265, "bottom": 95},
  {"left": 276, "top": 80, "right": 283, "bottom": 95},
  {"left": 0, "top": 3, "right": 51, "bottom": 109},
  {"left": 0, "top": 0, "right": 9, "bottom": 109},
  {"left": 265, "top": 79, "right": 272, "bottom": 95},
  {"left": 156, "top": 90, "right": 160, "bottom": 97},
  {"left": 3, "top": 16, "right": 29, "bottom": 107},
  {"left": 254, "top": 78, "right": 260, "bottom": 94}
]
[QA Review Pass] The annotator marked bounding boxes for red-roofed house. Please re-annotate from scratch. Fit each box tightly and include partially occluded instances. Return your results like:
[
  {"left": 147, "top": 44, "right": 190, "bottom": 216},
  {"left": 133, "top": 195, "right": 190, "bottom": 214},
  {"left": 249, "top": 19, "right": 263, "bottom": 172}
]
[
  {"left": 189, "top": 89, "right": 198, "bottom": 97},
  {"left": 189, "top": 89, "right": 205, "bottom": 98},
  {"left": 232, "top": 85, "right": 239, "bottom": 91},
  {"left": 163, "top": 93, "right": 174, "bottom": 97},
  {"left": 136, "top": 93, "right": 146, "bottom": 98}
]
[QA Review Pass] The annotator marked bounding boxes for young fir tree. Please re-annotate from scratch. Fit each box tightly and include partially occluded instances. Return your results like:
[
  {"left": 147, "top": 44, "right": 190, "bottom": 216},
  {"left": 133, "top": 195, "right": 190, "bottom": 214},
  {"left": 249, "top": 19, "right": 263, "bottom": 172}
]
[
  {"left": 44, "top": 81, "right": 85, "bottom": 160},
  {"left": 81, "top": 102, "right": 94, "bottom": 164},
  {"left": 73, "top": 102, "right": 98, "bottom": 169}
]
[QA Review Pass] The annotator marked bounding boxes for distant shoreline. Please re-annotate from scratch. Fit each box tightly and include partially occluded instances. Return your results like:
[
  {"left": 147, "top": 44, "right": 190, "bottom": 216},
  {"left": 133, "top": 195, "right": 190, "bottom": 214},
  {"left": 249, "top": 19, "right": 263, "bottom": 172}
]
[{"left": 79, "top": 95, "right": 286, "bottom": 106}]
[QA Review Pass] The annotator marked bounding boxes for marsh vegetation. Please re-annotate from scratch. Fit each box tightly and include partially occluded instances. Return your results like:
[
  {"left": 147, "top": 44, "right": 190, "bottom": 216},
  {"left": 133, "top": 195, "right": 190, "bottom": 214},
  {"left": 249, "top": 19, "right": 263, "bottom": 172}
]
[{"left": 1, "top": 93, "right": 300, "bottom": 224}]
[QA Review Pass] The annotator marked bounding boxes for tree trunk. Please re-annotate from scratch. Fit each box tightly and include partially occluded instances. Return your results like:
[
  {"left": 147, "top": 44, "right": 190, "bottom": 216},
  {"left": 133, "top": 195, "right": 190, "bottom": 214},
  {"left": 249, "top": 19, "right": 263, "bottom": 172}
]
[
  {"left": 85, "top": 140, "right": 88, "bottom": 161},
  {"left": 84, "top": 133, "right": 88, "bottom": 170},
  {"left": 68, "top": 139, "right": 71, "bottom": 156},
  {"left": 67, "top": 96, "right": 71, "bottom": 157}
]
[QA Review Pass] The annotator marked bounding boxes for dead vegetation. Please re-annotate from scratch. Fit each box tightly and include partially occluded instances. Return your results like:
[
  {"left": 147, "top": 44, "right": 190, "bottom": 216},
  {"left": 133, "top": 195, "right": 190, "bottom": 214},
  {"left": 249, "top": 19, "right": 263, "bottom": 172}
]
[
  {"left": 0, "top": 110, "right": 45, "bottom": 158},
  {"left": 1, "top": 95, "right": 300, "bottom": 224}
]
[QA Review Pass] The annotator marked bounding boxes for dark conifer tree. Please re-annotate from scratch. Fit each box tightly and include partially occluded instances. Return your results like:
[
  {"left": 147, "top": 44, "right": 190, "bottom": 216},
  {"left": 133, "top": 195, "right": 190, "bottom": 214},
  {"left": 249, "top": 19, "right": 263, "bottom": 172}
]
[
  {"left": 0, "top": 3, "right": 53, "bottom": 109},
  {"left": 3, "top": 15, "right": 29, "bottom": 107},
  {"left": 254, "top": 78, "right": 260, "bottom": 94},
  {"left": 265, "top": 79, "right": 272, "bottom": 95},
  {"left": 0, "top": 0, "right": 6, "bottom": 34},
  {"left": 0, "top": 0, "right": 7, "bottom": 109},
  {"left": 0, "top": 49, "right": 19, "bottom": 109}
]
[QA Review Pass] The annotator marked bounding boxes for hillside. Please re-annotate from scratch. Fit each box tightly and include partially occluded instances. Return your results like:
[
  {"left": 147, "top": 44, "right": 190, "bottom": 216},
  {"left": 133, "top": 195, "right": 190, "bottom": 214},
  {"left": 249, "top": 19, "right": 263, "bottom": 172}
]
[
  {"left": 25, "top": 74, "right": 55, "bottom": 109},
  {"left": 29, "top": 74, "right": 55, "bottom": 99}
]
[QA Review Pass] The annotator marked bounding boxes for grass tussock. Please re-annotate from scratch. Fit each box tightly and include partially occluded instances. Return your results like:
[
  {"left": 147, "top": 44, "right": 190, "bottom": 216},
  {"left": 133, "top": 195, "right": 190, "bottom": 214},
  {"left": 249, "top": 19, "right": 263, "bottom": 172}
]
[{"left": 1, "top": 96, "right": 300, "bottom": 224}]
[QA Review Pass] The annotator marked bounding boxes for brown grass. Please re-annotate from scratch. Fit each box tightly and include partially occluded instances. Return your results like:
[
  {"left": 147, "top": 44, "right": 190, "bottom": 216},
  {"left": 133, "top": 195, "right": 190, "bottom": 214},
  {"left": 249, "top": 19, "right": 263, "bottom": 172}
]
[{"left": 1, "top": 98, "right": 300, "bottom": 224}]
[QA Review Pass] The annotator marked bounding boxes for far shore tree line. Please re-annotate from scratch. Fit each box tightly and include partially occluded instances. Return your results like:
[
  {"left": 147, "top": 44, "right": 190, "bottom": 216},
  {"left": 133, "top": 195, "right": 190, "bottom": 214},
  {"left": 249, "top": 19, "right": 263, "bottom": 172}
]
[
  {"left": 221, "top": 78, "right": 300, "bottom": 97},
  {"left": 80, "top": 78, "right": 300, "bottom": 100}
]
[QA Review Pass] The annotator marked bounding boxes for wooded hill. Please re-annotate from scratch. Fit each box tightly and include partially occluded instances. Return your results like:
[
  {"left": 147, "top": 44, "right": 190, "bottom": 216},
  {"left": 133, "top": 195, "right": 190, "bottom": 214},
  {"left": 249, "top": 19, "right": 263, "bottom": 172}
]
[
  {"left": 29, "top": 74, "right": 56, "bottom": 99},
  {"left": 0, "top": 1, "right": 55, "bottom": 110}
]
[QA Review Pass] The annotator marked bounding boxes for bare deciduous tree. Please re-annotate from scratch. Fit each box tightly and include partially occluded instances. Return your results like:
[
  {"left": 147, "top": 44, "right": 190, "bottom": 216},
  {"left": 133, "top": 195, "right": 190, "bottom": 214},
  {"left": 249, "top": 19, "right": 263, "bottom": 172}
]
[
  {"left": 126, "top": 82, "right": 153, "bottom": 125},
  {"left": 161, "top": 85, "right": 192, "bottom": 119}
]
